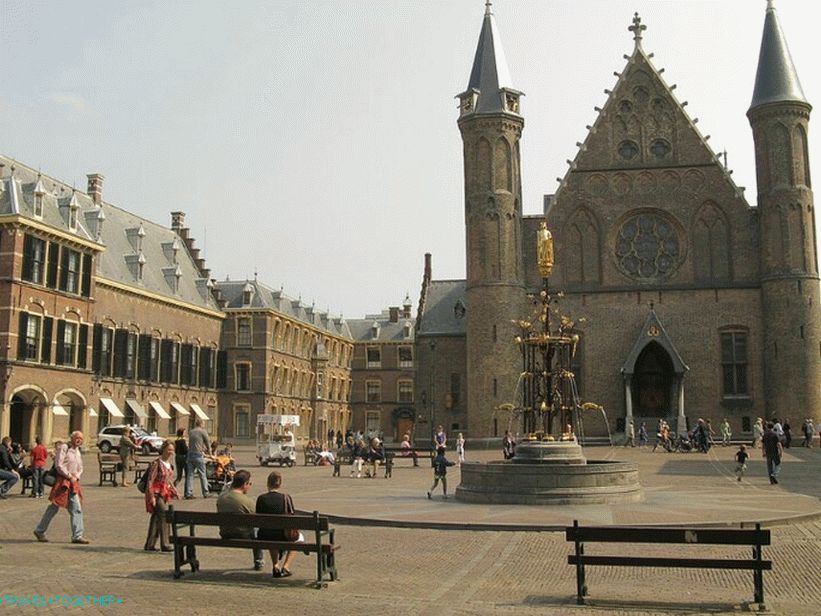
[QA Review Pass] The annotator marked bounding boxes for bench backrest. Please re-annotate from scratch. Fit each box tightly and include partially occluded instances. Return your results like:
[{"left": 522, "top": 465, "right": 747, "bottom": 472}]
[
  {"left": 566, "top": 524, "right": 770, "bottom": 546},
  {"left": 168, "top": 508, "right": 329, "bottom": 531}
]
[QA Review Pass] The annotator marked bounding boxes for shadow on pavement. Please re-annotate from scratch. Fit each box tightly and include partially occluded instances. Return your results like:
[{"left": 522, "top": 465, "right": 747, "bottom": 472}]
[{"left": 525, "top": 595, "right": 759, "bottom": 614}]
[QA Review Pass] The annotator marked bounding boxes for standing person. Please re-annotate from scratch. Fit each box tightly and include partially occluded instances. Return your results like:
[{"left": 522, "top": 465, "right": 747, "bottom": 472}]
[
  {"left": 434, "top": 425, "right": 447, "bottom": 449},
  {"left": 144, "top": 441, "right": 179, "bottom": 552},
  {"left": 624, "top": 418, "right": 635, "bottom": 447},
  {"left": 761, "top": 422, "right": 783, "bottom": 485},
  {"left": 638, "top": 422, "right": 648, "bottom": 448},
  {"left": 783, "top": 419, "right": 792, "bottom": 448},
  {"left": 803, "top": 418, "right": 814, "bottom": 448},
  {"left": 33, "top": 431, "right": 90, "bottom": 544},
  {"left": 502, "top": 430, "right": 516, "bottom": 460},
  {"left": 427, "top": 446, "right": 455, "bottom": 500},
  {"left": 456, "top": 433, "right": 466, "bottom": 465},
  {"left": 335, "top": 430, "right": 343, "bottom": 449},
  {"left": 0, "top": 436, "right": 20, "bottom": 498},
  {"left": 256, "top": 470, "right": 302, "bottom": 578},
  {"left": 185, "top": 418, "right": 211, "bottom": 499},
  {"left": 773, "top": 419, "right": 784, "bottom": 444},
  {"left": 216, "top": 470, "right": 264, "bottom": 571},
  {"left": 752, "top": 418, "right": 764, "bottom": 448},
  {"left": 327, "top": 428, "right": 335, "bottom": 450},
  {"left": 118, "top": 428, "right": 137, "bottom": 487},
  {"left": 173, "top": 428, "right": 188, "bottom": 486},
  {"left": 734, "top": 444, "right": 748, "bottom": 481},
  {"left": 29, "top": 437, "right": 49, "bottom": 498},
  {"left": 720, "top": 419, "right": 732, "bottom": 446}
]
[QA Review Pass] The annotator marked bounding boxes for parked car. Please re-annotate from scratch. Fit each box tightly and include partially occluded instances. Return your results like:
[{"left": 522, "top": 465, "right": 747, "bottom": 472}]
[{"left": 97, "top": 425, "right": 164, "bottom": 454}]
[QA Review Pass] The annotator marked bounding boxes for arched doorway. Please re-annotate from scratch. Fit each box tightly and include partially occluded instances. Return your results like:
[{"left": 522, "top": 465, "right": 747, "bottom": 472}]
[
  {"left": 9, "top": 389, "right": 47, "bottom": 446},
  {"left": 392, "top": 407, "right": 416, "bottom": 442},
  {"left": 632, "top": 342, "right": 674, "bottom": 417}
]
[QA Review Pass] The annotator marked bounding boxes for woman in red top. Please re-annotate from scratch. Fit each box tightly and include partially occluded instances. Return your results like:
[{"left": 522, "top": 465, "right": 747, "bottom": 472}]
[
  {"left": 143, "top": 441, "right": 179, "bottom": 552},
  {"left": 29, "top": 436, "right": 49, "bottom": 498}
]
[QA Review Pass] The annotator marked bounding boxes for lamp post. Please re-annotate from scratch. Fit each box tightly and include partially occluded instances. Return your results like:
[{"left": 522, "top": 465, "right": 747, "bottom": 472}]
[{"left": 428, "top": 339, "right": 436, "bottom": 443}]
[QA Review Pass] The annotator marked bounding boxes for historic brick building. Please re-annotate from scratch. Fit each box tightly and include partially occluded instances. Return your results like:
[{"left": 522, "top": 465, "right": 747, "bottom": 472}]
[{"left": 416, "top": 4, "right": 820, "bottom": 438}]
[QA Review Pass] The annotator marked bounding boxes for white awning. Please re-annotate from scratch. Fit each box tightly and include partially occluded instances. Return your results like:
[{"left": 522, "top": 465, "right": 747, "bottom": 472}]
[
  {"left": 190, "top": 404, "right": 209, "bottom": 420},
  {"left": 100, "top": 397, "right": 124, "bottom": 418},
  {"left": 148, "top": 401, "right": 171, "bottom": 420},
  {"left": 125, "top": 399, "right": 148, "bottom": 419},
  {"left": 170, "top": 402, "right": 189, "bottom": 416},
  {"left": 51, "top": 403, "right": 69, "bottom": 416}
]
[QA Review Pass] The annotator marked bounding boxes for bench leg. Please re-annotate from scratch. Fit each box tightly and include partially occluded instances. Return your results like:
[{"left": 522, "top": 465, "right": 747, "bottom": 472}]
[{"left": 173, "top": 544, "right": 183, "bottom": 579}]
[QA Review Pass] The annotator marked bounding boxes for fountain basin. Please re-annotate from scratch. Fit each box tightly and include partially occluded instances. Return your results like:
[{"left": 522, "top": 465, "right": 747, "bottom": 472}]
[{"left": 455, "top": 459, "right": 642, "bottom": 505}]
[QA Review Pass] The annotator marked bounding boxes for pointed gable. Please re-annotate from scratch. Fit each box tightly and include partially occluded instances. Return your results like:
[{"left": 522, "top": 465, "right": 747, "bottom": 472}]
[{"left": 622, "top": 310, "right": 688, "bottom": 376}]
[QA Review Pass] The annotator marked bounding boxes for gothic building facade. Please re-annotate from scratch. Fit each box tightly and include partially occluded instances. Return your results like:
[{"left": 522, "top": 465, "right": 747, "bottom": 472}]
[{"left": 416, "top": 4, "right": 820, "bottom": 438}]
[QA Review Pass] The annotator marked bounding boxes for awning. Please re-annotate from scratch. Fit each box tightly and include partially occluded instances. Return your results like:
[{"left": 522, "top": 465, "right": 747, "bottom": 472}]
[
  {"left": 125, "top": 399, "right": 148, "bottom": 419},
  {"left": 100, "top": 397, "right": 124, "bottom": 418},
  {"left": 190, "top": 404, "right": 209, "bottom": 420},
  {"left": 51, "top": 403, "right": 69, "bottom": 416},
  {"left": 148, "top": 401, "right": 171, "bottom": 420},
  {"left": 170, "top": 402, "right": 190, "bottom": 416}
]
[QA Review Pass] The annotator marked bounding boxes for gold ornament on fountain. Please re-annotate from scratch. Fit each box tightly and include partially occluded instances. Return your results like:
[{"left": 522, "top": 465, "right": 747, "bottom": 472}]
[{"left": 537, "top": 221, "right": 554, "bottom": 278}]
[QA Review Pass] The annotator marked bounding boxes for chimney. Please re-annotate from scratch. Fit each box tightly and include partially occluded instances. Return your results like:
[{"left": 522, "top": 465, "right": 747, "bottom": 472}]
[
  {"left": 171, "top": 211, "right": 186, "bottom": 232},
  {"left": 87, "top": 173, "right": 104, "bottom": 205},
  {"left": 389, "top": 307, "right": 399, "bottom": 323},
  {"left": 424, "top": 253, "right": 432, "bottom": 281}
]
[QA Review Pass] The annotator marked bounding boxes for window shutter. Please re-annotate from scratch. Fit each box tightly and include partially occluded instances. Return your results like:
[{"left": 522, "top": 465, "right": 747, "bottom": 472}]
[
  {"left": 41, "top": 317, "right": 53, "bottom": 364},
  {"left": 59, "top": 248, "right": 69, "bottom": 291},
  {"left": 199, "top": 347, "right": 211, "bottom": 387},
  {"left": 22, "top": 236, "right": 34, "bottom": 281},
  {"left": 77, "top": 324, "right": 88, "bottom": 369},
  {"left": 81, "top": 254, "right": 92, "bottom": 297},
  {"left": 92, "top": 324, "right": 103, "bottom": 373},
  {"left": 138, "top": 335, "right": 152, "bottom": 380},
  {"left": 113, "top": 329, "right": 128, "bottom": 377},
  {"left": 17, "top": 312, "right": 28, "bottom": 360},
  {"left": 56, "top": 320, "right": 66, "bottom": 365},
  {"left": 47, "top": 242, "right": 60, "bottom": 288},
  {"left": 216, "top": 350, "right": 228, "bottom": 388},
  {"left": 160, "top": 339, "right": 173, "bottom": 383}
]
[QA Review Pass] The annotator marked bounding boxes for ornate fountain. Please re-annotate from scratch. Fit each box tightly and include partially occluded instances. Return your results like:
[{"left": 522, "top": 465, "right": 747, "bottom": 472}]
[{"left": 455, "top": 222, "right": 642, "bottom": 505}]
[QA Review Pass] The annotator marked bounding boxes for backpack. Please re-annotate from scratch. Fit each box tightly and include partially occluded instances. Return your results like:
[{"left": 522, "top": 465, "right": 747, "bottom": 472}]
[{"left": 136, "top": 460, "right": 155, "bottom": 494}]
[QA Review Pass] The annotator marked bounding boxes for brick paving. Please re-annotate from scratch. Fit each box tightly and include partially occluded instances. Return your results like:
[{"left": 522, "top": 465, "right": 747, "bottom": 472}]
[{"left": 0, "top": 444, "right": 819, "bottom": 615}]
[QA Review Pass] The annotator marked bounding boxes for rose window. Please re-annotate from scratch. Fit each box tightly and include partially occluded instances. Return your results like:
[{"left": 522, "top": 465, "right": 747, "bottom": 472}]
[{"left": 615, "top": 212, "right": 681, "bottom": 279}]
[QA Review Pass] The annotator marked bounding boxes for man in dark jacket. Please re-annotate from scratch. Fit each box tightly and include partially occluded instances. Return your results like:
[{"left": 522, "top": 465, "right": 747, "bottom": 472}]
[{"left": 0, "top": 436, "right": 20, "bottom": 498}]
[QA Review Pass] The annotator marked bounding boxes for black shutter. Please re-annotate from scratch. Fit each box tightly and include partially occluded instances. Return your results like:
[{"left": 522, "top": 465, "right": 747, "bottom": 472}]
[
  {"left": 81, "top": 254, "right": 93, "bottom": 297},
  {"left": 58, "top": 248, "right": 69, "bottom": 291},
  {"left": 92, "top": 324, "right": 103, "bottom": 373},
  {"left": 22, "top": 236, "right": 34, "bottom": 281},
  {"left": 216, "top": 350, "right": 227, "bottom": 389},
  {"left": 17, "top": 312, "right": 28, "bottom": 360},
  {"left": 78, "top": 324, "right": 88, "bottom": 369},
  {"left": 138, "top": 335, "right": 152, "bottom": 380},
  {"left": 41, "top": 317, "right": 53, "bottom": 364},
  {"left": 47, "top": 242, "right": 60, "bottom": 288},
  {"left": 113, "top": 329, "right": 128, "bottom": 377},
  {"left": 161, "top": 339, "right": 173, "bottom": 383},
  {"left": 199, "top": 347, "right": 211, "bottom": 387},
  {"left": 180, "top": 344, "right": 192, "bottom": 385},
  {"left": 56, "top": 320, "right": 66, "bottom": 365}
]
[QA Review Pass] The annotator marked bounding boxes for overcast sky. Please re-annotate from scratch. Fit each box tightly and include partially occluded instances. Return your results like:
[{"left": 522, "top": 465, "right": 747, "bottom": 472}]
[{"left": 2, "top": 1, "right": 818, "bottom": 319}]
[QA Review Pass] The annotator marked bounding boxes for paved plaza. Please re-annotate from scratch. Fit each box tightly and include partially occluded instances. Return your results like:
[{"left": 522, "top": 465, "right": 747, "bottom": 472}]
[{"left": 1, "top": 443, "right": 820, "bottom": 615}]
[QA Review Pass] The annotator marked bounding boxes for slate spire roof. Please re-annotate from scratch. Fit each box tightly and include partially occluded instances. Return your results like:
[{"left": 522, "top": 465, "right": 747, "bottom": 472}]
[
  {"left": 749, "top": 0, "right": 808, "bottom": 111},
  {"left": 462, "top": 0, "right": 515, "bottom": 114}
]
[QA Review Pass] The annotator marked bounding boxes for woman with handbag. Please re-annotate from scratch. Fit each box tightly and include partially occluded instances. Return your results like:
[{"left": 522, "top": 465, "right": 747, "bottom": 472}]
[
  {"left": 255, "top": 470, "right": 301, "bottom": 578},
  {"left": 143, "top": 441, "right": 179, "bottom": 552}
]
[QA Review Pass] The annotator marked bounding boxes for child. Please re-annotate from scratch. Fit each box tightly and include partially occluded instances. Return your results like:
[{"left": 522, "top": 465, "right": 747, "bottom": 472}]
[
  {"left": 427, "top": 446, "right": 455, "bottom": 500},
  {"left": 735, "top": 444, "right": 748, "bottom": 481}
]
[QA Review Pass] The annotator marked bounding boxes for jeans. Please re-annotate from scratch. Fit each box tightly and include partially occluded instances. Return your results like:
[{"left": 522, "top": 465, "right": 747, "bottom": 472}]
[
  {"left": 31, "top": 467, "right": 45, "bottom": 496},
  {"left": 185, "top": 453, "right": 209, "bottom": 497},
  {"left": 766, "top": 456, "right": 781, "bottom": 479},
  {"left": 0, "top": 469, "right": 19, "bottom": 494},
  {"left": 35, "top": 491, "right": 84, "bottom": 540}
]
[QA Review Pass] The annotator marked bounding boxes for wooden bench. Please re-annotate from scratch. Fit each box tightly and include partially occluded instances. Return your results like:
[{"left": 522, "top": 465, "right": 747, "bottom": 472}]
[
  {"left": 97, "top": 453, "right": 119, "bottom": 487},
  {"left": 132, "top": 456, "right": 153, "bottom": 483},
  {"left": 382, "top": 446, "right": 432, "bottom": 478},
  {"left": 165, "top": 507, "right": 339, "bottom": 588},
  {"left": 566, "top": 520, "right": 772, "bottom": 608},
  {"left": 332, "top": 451, "right": 354, "bottom": 477},
  {"left": 303, "top": 447, "right": 319, "bottom": 466}
]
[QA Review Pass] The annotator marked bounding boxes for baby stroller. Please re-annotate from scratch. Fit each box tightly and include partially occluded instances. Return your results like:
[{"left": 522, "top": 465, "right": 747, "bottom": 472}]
[{"left": 205, "top": 452, "right": 236, "bottom": 493}]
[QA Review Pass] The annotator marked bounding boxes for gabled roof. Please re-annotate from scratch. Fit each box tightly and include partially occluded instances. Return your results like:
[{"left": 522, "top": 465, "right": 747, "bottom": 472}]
[
  {"left": 417, "top": 280, "right": 467, "bottom": 337},
  {"left": 461, "top": 2, "right": 515, "bottom": 114},
  {"left": 622, "top": 309, "right": 688, "bottom": 376},
  {"left": 348, "top": 310, "right": 414, "bottom": 343},
  {"left": 215, "top": 279, "right": 351, "bottom": 339},
  {"left": 749, "top": 1, "right": 808, "bottom": 111}
]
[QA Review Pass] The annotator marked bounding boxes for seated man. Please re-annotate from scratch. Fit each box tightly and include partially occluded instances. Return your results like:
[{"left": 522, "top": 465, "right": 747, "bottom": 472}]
[
  {"left": 216, "top": 470, "right": 263, "bottom": 571},
  {"left": 366, "top": 438, "right": 384, "bottom": 478},
  {"left": 399, "top": 434, "right": 419, "bottom": 466}
]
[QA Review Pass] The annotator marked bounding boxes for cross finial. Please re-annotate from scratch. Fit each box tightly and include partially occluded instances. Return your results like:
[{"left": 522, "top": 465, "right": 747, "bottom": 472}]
[
  {"left": 649, "top": 300, "right": 655, "bottom": 312},
  {"left": 629, "top": 12, "right": 647, "bottom": 46},
  {"left": 485, "top": 0, "right": 492, "bottom": 16}
]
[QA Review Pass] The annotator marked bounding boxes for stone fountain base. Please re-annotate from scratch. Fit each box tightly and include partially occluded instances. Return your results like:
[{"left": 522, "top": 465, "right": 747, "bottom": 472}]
[{"left": 455, "top": 441, "right": 642, "bottom": 505}]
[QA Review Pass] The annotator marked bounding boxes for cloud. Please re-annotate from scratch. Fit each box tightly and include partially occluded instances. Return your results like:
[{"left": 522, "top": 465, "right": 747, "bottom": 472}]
[{"left": 48, "top": 92, "right": 90, "bottom": 114}]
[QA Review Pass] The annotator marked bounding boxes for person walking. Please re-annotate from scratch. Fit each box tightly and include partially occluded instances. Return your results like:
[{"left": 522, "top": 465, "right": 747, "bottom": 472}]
[
  {"left": 0, "top": 436, "right": 20, "bottom": 498},
  {"left": 638, "top": 422, "right": 648, "bottom": 448},
  {"left": 456, "top": 433, "right": 466, "bottom": 464},
  {"left": 734, "top": 444, "right": 748, "bottom": 481},
  {"left": 33, "top": 431, "right": 90, "bottom": 544},
  {"left": 144, "top": 441, "right": 179, "bottom": 552},
  {"left": 427, "top": 446, "right": 455, "bottom": 500},
  {"left": 256, "top": 470, "right": 302, "bottom": 578},
  {"left": 752, "top": 417, "right": 764, "bottom": 448},
  {"left": 118, "top": 427, "right": 137, "bottom": 487},
  {"left": 434, "top": 425, "right": 447, "bottom": 449},
  {"left": 761, "top": 422, "right": 783, "bottom": 485},
  {"left": 216, "top": 470, "right": 264, "bottom": 571},
  {"left": 624, "top": 419, "right": 635, "bottom": 447},
  {"left": 29, "top": 436, "right": 48, "bottom": 498},
  {"left": 502, "top": 430, "right": 516, "bottom": 460},
  {"left": 173, "top": 428, "right": 188, "bottom": 486},
  {"left": 802, "top": 418, "right": 814, "bottom": 448},
  {"left": 783, "top": 419, "right": 792, "bottom": 448},
  {"left": 720, "top": 419, "right": 732, "bottom": 446},
  {"left": 185, "top": 418, "right": 211, "bottom": 499}
]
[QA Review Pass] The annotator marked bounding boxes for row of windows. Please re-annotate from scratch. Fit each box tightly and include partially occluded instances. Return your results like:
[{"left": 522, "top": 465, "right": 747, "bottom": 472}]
[
  {"left": 17, "top": 313, "right": 89, "bottom": 368},
  {"left": 235, "top": 316, "right": 353, "bottom": 367},
  {"left": 233, "top": 362, "right": 352, "bottom": 401},
  {"left": 365, "top": 379, "right": 414, "bottom": 403},
  {"left": 22, "top": 235, "right": 92, "bottom": 297},
  {"left": 365, "top": 346, "right": 413, "bottom": 369}
]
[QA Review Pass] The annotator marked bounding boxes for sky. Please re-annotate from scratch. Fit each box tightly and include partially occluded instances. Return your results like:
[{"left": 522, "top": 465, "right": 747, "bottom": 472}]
[{"left": 1, "top": 1, "right": 818, "bottom": 319}]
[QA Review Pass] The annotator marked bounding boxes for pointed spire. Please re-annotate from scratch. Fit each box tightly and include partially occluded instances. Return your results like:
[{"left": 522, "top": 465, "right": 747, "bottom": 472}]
[
  {"left": 462, "top": 1, "right": 516, "bottom": 114},
  {"left": 749, "top": 0, "right": 808, "bottom": 111}
]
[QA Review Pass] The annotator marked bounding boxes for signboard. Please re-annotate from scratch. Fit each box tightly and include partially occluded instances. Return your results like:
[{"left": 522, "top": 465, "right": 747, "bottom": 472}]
[{"left": 256, "top": 414, "right": 300, "bottom": 426}]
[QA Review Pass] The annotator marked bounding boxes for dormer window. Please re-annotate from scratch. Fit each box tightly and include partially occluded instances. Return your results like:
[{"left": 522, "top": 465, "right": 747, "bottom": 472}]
[
  {"left": 33, "top": 178, "right": 45, "bottom": 218},
  {"left": 67, "top": 194, "right": 79, "bottom": 231},
  {"left": 505, "top": 93, "right": 519, "bottom": 113},
  {"left": 371, "top": 321, "right": 380, "bottom": 340},
  {"left": 242, "top": 282, "right": 254, "bottom": 307},
  {"left": 458, "top": 88, "right": 479, "bottom": 117},
  {"left": 138, "top": 253, "right": 146, "bottom": 281},
  {"left": 403, "top": 321, "right": 413, "bottom": 339}
]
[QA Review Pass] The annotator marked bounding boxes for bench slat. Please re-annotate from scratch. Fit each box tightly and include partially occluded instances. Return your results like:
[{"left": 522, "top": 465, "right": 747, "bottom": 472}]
[
  {"left": 170, "top": 511, "right": 328, "bottom": 530},
  {"left": 568, "top": 555, "right": 772, "bottom": 570},
  {"left": 566, "top": 527, "right": 770, "bottom": 546},
  {"left": 173, "top": 536, "right": 336, "bottom": 553}
]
